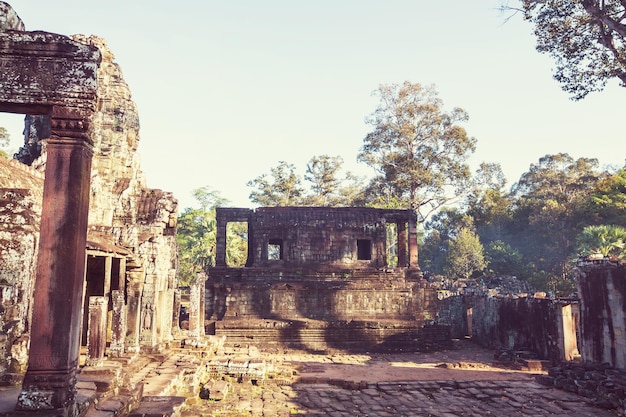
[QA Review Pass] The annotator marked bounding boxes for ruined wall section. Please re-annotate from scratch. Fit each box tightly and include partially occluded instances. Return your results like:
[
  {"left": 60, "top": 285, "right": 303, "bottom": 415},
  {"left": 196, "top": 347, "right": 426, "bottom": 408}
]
[
  {"left": 0, "top": 158, "right": 43, "bottom": 375},
  {"left": 440, "top": 294, "right": 577, "bottom": 364},
  {"left": 250, "top": 207, "right": 388, "bottom": 268},
  {"left": 576, "top": 259, "right": 626, "bottom": 368}
]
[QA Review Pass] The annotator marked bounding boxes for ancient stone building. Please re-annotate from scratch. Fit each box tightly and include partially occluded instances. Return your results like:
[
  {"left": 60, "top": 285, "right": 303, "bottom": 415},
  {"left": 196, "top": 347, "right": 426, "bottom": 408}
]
[
  {"left": 207, "top": 207, "right": 448, "bottom": 352},
  {"left": 0, "top": 3, "right": 178, "bottom": 414}
]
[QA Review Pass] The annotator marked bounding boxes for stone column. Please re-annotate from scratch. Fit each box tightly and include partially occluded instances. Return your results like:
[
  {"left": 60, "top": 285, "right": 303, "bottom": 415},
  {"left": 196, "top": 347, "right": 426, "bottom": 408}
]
[
  {"left": 103, "top": 255, "right": 112, "bottom": 297},
  {"left": 85, "top": 296, "right": 108, "bottom": 367},
  {"left": 17, "top": 119, "right": 94, "bottom": 414},
  {"left": 109, "top": 290, "right": 126, "bottom": 357},
  {"left": 139, "top": 281, "right": 156, "bottom": 348},
  {"left": 125, "top": 267, "right": 144, "bottom": 354},
  {"left": 172, "top": 289, "right": 182, "bottom": 335},
  {"left": 117, "top": 257, "right": 126, "bottom": 290},
  {"left": 408, "top": 212, "right": 419, "bottom": 268},
  {"left": 198, "top": 272, "right": 207, "bottom": 334},
  {"left": 188, "top": 280, "right": 202, "bottom": 339},
  {"left": 397, "top": 221, "right": 407, "bottom": 267},
  {"left": 215, "top": 211, "right": 227, "bottom": 267}
]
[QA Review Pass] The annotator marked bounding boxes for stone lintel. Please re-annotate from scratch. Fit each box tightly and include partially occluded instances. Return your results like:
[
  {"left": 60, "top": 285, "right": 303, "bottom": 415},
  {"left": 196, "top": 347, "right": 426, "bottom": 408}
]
[{"left": 0, "top": 30, "right": 101, "bottom": 108}]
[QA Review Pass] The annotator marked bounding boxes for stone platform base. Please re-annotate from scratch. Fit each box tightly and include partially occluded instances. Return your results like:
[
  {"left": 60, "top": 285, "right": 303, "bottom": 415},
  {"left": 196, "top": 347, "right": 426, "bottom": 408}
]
[{"left": 213, "top": 319, "right": 451, "bottom": 353}]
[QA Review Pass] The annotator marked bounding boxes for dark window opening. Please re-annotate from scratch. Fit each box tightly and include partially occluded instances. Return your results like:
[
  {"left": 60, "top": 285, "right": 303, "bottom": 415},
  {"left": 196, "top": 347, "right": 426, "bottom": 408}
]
[
  {"left": 268, "top": 239, "right": 283, "bottom": 260},
  {"left": 357, "top": 239, "right": 372, "bottom": 260}
]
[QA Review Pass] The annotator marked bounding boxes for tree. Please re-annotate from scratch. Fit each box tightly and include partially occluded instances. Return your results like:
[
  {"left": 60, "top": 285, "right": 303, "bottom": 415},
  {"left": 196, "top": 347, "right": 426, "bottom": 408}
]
[
  {"left": 358, "top": 81, "right": 476, "bottom": 221},
  {"left": 484, "top": 240, "right": 528, "bottom": 278},
  {"left": 576, "top": 224, "right": 626, "bottom": 257},
  {"left": 585, "top": 168, "right": 626, "bottom": 227},
  {"left": 420, "top": 208, "right": 474, "bottom": 275},
  {"left": 303, "top": 155, "right": 344, "bottom": 206},
  {"left": 444, "top": 227, "right": 487, "bottom": 279},
  {"left": 0, "top": 126, "right": 9, "bottom": 159},
  {"left": 247, "top": 161, "right": 304, "bottom": 206},
  {"left": 176, "top": 187, "right": 247, "bottom": 285},
  {"left": 177, "top": 206, "right": 217, "bottom": 286},
  {"left": 505, "top": 0, "right": 626, "bottom": 99},
  {"left": 508, "top": 153, "right": 606, "bottom": 292}
]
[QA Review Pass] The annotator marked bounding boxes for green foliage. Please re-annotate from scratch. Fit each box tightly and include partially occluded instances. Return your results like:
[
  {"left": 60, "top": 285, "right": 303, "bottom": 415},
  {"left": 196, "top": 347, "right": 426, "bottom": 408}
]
[
  {"left": 226, "top": 222, "right": 248, "bottom": 267},
  {"left": 247, "top": 161, "right": 304, "bottom": 206},
  {"left": 176, "top": 187, "right": 248, "bottom": 286},
  {"left": 248, "top": 156, "right": 367, "bottom": 207},
  {"left": 444, "top": 227, "right": 486, "bottom": 279},
  {"left": 357, "top": 81, "right": 476, "bottom": 221},
  {"left": 509, "top": 153, "right": 604, "bottom": 277},
  {"left": 510, "top": 0, "right": 626, "bottom": 99},
  {"left": 576, "top": 224, "right": 626, "bottom": 257},
  {"left": 177, "top": 207, "right": 217, "bottom": 286},
  {"left": 420, "top": 208, "right": 474, "bottom": 275},
  {"left": 484, "top": 240, "right": 528, "bottom": 278},
  {"left": 586, "top": 169, "right": 626, "bottom": 227},
  {"left": 0, "top": 127, "right": 9, "bottom": 159},
  {"left": 304, "top": 154, "right": 343, "bottom": 206}
]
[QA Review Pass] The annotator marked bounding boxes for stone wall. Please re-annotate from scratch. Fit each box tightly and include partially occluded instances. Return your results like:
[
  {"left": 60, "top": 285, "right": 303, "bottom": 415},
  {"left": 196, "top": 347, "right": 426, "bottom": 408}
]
[
  {"left": 576, "top": 258, "right": 626, "bottom": 368},
  {"left": 439, "top": 294, "right": 579, "bottom": 364},
  {"left": 0, "top": 159, "right": 43, "bottom": 376},
  {"left": 216, "top": 207, "right": 419, "bottom": 271}
]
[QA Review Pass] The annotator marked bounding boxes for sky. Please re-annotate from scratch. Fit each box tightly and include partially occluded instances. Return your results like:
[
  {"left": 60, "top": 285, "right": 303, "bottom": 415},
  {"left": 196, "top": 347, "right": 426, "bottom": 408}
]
[{"left": 1, "top": 1, "right": 624, "bottom": 210}]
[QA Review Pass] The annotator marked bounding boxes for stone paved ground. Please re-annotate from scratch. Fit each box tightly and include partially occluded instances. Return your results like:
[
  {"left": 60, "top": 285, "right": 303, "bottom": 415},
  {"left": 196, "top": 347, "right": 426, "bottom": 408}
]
[
  {"left": 181, "top": 378, "right": 619, "bottom": 416},
  {"left": 179, "top": 342, "right": 621, "bottom": 417}
]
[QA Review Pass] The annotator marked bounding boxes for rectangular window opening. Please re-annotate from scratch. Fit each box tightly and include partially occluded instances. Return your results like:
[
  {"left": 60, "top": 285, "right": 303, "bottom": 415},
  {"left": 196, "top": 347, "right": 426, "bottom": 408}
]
[
  {"left": 268, "top": 239, "right": 283, "bottom": 261},
  {"left": 226, "top": 221, "right": 248, "bottom": 267},
  {"left": 357, "top": 239, "right": 372, "bottom": 260}
]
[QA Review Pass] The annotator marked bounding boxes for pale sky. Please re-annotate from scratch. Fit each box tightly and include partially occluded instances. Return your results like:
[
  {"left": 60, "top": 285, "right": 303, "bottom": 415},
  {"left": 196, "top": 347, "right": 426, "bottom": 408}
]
[{"left": 1, "top": 1, "right": 624, "bottom": 209}]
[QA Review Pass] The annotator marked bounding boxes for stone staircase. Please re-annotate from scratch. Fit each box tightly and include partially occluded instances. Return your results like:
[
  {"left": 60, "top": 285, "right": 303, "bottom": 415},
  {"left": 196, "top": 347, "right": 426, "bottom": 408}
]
[{"left": 79, "top": 336, "right": 224, "bottom": 417}]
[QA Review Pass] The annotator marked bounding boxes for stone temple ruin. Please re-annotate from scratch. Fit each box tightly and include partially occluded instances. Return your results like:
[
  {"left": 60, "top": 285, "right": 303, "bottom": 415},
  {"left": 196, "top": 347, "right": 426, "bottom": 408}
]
[
  {"left": 1, "top": 2, "right": 626, "bottom": 416},
  {"left": 204, "top": 206, "right": 451, "bottom": 352}
]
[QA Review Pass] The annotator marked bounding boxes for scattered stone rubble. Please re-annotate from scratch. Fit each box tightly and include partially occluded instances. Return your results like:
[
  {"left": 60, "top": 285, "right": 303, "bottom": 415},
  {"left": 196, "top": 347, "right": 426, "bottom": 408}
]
[{"left": 537, "top": 361, "right": 626, "bottom": 412}]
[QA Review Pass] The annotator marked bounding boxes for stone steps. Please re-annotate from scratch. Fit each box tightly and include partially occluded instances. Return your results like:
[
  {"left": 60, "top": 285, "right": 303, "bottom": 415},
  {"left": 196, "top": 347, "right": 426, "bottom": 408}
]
[{"left": 216, "top": 322, "right": 452, "bottom": 353}]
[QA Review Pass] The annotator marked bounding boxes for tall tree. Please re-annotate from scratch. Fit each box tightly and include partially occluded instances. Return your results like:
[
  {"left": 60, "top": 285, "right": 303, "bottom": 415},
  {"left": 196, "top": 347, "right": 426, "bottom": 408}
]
[
  {"left": 510, "top": 153, "right": 606, "bottom": 290},
  {"left": 505, "top": 0, "right": 626, "bottom": 99},
  {"left": 358, "top": 81, "right": 476, "bottom": 221},
  {"left": 303, "top": 154, "right": 344, "bottom": 206},
  {"left": 247, "top": 161, "right": 304, "bottom": 206}
]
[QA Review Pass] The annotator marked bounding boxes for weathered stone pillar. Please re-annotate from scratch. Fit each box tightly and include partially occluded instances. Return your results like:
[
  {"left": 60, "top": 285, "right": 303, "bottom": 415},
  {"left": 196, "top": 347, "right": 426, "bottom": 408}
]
[
  {"left": 188, "top": 279, "right": 203, "bottom": 339},
  {"left": 408, "top": 212, "right": 419, "bottom": 268},
  {"left": 140, "top": 281, "right": 156, "bottom": 348},
  {"left": 109, "top": 290, "right": 126, "bottom": 357},
  {"left": 215, "top": 214, "right": 228, "bottom": 267},
  {"left": 199, "top": 273, "right": 206, "bottom": 333},
  {"left": 103, "top": 255, "right": 112, "bottom": 297},
  {"left": 172, "top": 289, "right": 182, "bottom": 335},
  {"left": 17, "top": 127, "right": 94, "bottom": 414},
  {"left": 397, "top": 221, "right": 407, "bottom": 267},
  {"left": 125, "top": 268, "right": 144, "bottom": 354},
  {"left": 85, "top": 296, "right": 108, "bottom": 366},
  {"left": 117, "top": 257, "right": 126, "bottom": 290}
]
